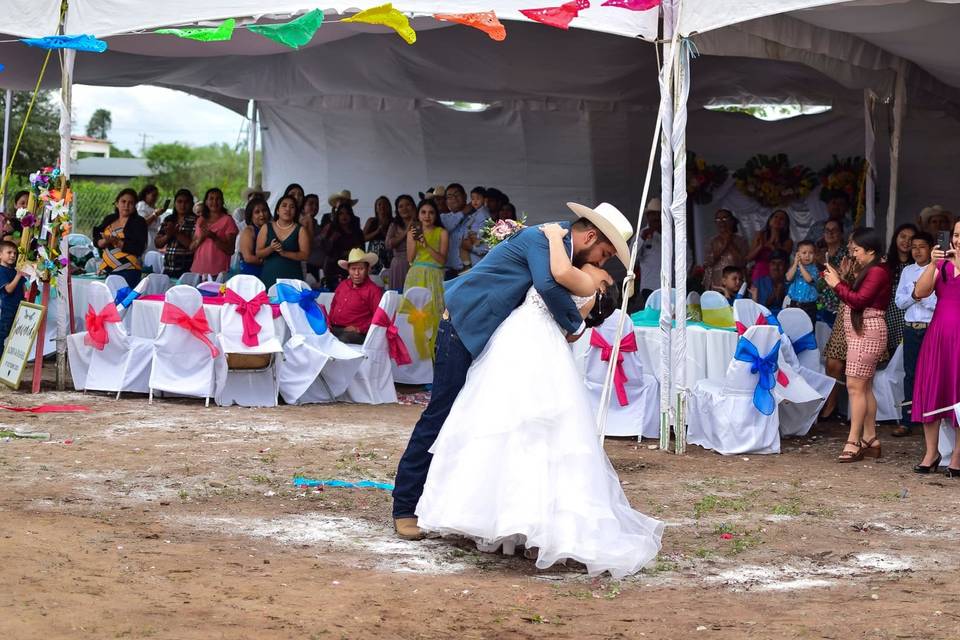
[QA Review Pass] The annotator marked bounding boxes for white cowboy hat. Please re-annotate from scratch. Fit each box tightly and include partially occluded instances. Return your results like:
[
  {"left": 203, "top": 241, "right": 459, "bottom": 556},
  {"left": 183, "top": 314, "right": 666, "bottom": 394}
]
[
  {"left": 337, "top": 247, "right": 379, "bottom": 270},
  {"left": 920, "top": 204, "right": 948, "bottom": 224},
  {"left": 644, "top": 197, "right": 662, "bottom": 212},
  {"left": 328, "top": 190, "right": 359, "bottom": 207},
  {"left": 565, "top": 202, "right": 634, "bottom": 269},
  {"left": 242, "top": 185, "right": 271, "bottom": 200}
]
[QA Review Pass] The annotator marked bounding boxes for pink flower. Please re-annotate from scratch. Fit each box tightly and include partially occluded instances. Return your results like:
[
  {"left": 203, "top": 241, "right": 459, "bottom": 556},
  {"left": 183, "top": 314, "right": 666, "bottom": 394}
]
[{"left": 719, "top": 533, "right": 733, "bottom": 540}]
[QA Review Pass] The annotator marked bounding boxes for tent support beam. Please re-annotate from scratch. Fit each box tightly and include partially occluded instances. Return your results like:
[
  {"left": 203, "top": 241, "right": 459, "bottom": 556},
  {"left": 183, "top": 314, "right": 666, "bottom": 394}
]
[
  {"left": 886, "top": 59, "right": 907, "bottom": 243},
  {"left": 247, "top": 99, "right": 258, "bottom": 189},
  {"left": 55, "top": 49, "right": 75, "bottom": 391}
]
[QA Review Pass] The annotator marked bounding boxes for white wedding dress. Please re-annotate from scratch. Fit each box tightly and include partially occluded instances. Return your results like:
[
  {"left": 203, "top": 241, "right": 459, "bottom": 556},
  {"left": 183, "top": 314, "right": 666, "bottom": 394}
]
[{"left": 416, "top": 288, "right": 664, "bottom": 578}]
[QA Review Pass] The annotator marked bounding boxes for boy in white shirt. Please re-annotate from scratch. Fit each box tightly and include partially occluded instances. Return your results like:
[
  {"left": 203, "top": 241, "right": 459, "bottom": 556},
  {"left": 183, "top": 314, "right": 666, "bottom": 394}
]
[{"left": 894, "top": 231, "right": 938, "bottom": 437}]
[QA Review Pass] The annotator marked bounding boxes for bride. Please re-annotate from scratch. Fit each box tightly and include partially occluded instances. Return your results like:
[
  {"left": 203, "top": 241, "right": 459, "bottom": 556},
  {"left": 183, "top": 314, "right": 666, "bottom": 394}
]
[{"left": 416, "top": 223, "right": 663, "bottom": 578}]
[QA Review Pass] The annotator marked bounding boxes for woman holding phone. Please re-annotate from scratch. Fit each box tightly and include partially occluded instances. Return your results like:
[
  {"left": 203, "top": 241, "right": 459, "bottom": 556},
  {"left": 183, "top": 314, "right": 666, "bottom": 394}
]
[
  {"left": 911, "top": 221, "right": 960, "bottom": 476},
  {"left": 823, "top": 228, "right": 891, "bottom": 463}
]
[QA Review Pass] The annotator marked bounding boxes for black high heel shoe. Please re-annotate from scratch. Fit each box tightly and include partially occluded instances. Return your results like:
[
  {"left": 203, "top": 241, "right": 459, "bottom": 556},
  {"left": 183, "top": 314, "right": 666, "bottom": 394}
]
[
  {"left": 945, "top": 467, "right": 960, "bottom": 478},
  {"left": 913, "top": 454, "right": 942, "bottom": 474}
]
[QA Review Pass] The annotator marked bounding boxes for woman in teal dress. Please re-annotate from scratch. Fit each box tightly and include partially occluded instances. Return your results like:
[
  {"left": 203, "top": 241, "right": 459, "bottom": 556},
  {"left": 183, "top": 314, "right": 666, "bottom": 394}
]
[
  {"left": 256, "top": 194, "right": 310, "bottom": 288},
  {"left": 403, "top": 199, "right": 449, "bottom": 342}
]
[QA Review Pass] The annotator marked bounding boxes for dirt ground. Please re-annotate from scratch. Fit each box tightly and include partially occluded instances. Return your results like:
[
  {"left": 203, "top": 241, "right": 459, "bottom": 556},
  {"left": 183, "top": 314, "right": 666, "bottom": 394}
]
[{"left": 3, "top": 383, "right": 960, "bottom": 639}]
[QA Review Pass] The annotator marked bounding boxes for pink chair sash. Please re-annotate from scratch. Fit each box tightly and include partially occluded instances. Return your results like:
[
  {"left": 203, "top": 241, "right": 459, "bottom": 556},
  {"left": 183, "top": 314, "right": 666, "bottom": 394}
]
[
  {"left": 84, "top": 302, "right": 121, "bottom": 350},
  {"left": 736, "top": 313, "right": 767, "bottom": 335},
  {"left": 589, "top": 330, "right": 639, "bottom": 406},
  {"left": 370, "top": 307, "right": 412, "bottom": 366},
  {"left": 160, "top": 302, "right": 220, "bottom": 358},
  {"left": 223, "top": 288, "right": 270, "bottom": 347}
]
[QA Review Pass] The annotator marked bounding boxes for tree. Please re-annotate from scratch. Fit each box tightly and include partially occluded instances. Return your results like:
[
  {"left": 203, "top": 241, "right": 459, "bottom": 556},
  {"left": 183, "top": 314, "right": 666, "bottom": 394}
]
[
  {"left": 0, "top": 90, "right": 61, "bottom": 177},
  {"left": 145, "top": 142, "right": 194, "bottom": 193},
  {"left": 85, "top": 108, "right": 112, "bottom": 139}
]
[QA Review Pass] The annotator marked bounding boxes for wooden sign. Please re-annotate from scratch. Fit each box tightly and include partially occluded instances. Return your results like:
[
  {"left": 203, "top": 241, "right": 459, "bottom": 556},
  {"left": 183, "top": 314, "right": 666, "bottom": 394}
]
[{"left": 0, "top": 301, "right": 46, "bottom": 389}]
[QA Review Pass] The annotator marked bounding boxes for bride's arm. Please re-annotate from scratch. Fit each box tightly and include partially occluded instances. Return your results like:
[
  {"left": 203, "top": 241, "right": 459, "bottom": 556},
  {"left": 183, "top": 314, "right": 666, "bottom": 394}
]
[{"left": 541, "top": 224, "right": 597, "bottom": 297}]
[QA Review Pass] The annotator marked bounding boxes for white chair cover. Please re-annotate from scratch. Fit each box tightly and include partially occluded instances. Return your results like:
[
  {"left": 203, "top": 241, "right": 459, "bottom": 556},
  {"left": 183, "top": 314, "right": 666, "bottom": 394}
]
[
  {"left": 67, "top": 281, "right": 114, "bottom": 390},
  {"left": 143, "top": 251, "right": 164, "bottom": 274},
  {"left": 687, "top": 325, "right": 784, "bottom": 455},
  {"left": 340, "top": 291, "right": 401, "bottom": 404},
  {"left": 700, "top": 290, "right": 734, "bottom": 328},
  {"left": 939, "top": 419, "right": 957, "bottom": 467},
  {"left": 215, "top": 274, "right": 282, "bottom": 407},
  {"left": 215, "top": 271, "right": 228, "bottom": 283},
  {"left": 582, "top": 310, "right": 659, "bottom": 438},
  {"left": 67, "top": 281, "right": 154, "bottom": 395},
  {"left": 149, "top": 285, "right": 224, "bottom": 403},
  {"left": 179, "top": 272, "right": 202, "bottom": 287},
  {"left": 871, "top": 344, "right": 906, "bottom": 422},
  {"left": 644, "top": 287, "right": 676, "bottom": 311},
  {"left": 392, "top": 286, "right": 435, "bottom": 385},
  {"left": 776, "top": 308, "right": 834, "bottom": 436},
  {"left": 274, "top": 279, "right": 363, "bottom": 404},
  {"left": 104, "top": 274, "right": 128, "bottom": 300},
  {"left": 136, "top": 273, "right": 172, "bottom": 297},
  {"left": 197, "top": 281, "right": 222, "bottom": 295},
  {"left": 317, "top": 292, "right": 335, "bottom": 313}
]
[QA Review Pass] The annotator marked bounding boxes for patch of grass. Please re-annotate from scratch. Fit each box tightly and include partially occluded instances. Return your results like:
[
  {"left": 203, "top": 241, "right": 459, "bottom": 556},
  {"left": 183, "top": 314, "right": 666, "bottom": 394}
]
[
  {"left": 713, "top": 522, "right": 735, "bottom": 535},
  {"left": 251, "top": 474, "right": 270, "bottom": 484},
  {"left": 642, "top": 561, "right": 675, "bottom": 575},
  {"left": 771, "top": 500, "right": 803, "bottom": 516},
  {"left": 177, "top": 489, "right": 189, "bottom": 501},
  {"left": 524, "top": 614, "right": 547, "bottom": 624},
  {"left": 694, "top": 547, "right": 712, "bottom": 559},
  {"left": 731, "top": 533, "right": 761, "bottom": 555},
  {"left": 258, "top": 452, "right": 278, "bottom": 465},
  {"left": 693, "top": 493, "right": 753, "bottom": 518},
  {"left": 878, "top": 490, "right": 904, "bottom": 502}
]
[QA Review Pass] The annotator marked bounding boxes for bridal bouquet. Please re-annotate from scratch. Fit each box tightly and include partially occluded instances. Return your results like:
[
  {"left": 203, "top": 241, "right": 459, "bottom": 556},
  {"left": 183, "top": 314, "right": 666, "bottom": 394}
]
[
  {"left": 733, "top": 153, "right": 816, "bottom": 208},
  {"left": 687, "top": 151, "right": 728, "bottom": 205},
  {"left": 479, "top": 215, "right": 526, "bottom": 248}
]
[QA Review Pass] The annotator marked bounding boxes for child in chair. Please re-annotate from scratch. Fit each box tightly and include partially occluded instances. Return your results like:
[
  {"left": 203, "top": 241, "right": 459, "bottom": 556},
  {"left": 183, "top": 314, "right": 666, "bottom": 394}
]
[{"left": 716, "top": 265, "right": 745, "bottom": 305}]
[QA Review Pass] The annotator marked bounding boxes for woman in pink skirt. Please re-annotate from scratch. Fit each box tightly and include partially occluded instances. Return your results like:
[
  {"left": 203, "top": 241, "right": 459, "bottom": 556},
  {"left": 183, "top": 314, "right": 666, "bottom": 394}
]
[
  {"left": 823, "top": 228, "right": 891, "bottom": 463},
  {"left": 912, "top": 218, "right": 960, "bottom": 476}
]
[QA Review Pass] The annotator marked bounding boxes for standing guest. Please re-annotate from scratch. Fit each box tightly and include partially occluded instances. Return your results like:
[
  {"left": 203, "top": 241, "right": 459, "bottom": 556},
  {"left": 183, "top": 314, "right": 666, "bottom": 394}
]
[
  {"left": 484, "top": 188, "right": 507, "bottom": 221},
  {"left": 304, "top": 194, "right": 326, "bottom": 282},
  {"left": 884, "top": 223, "right": 918, "bottom": 356},
  {"left": 385, "top": 195, "right": 416, "bottom": 291},
  {"left": 441, "top": 183, "right": 489, "bottom": 279},
  {"left": 428, "top": 185, "right": 449, "bottom": 214},
  {"left": 820, "top": 233, "right": 857, "bottom": 421},
  {"left": 299, "top": 193, "right": 319, "bottom": 253},
  {"left": 751, "top": 250, "right": 788, "bottom": 314},
  {"left": 321, "top": 203, "right": 365, "bottom": 289},
  {"left": 911, "top": 219, "right": 960, "bottom": 475},
  {"left": 499, "top": 202, "right": 518, "bottom": 221},
  {"left": 823, "top": 228, "right": 891, "bottom": 463},
  {"left": 93, "top": 188, "right": 148, "bottom": 288},
  {"left": 404, "top": 199, "right": 448, "bottom": 329},
  {"left": 702, "top": 209, "right": 748, "bottom": 291},
  {"left": 364, "top": 196, "right": 393, "bottom": 273},
  {"left": 234, "top": 185, "right": 270, "bottom": 230},
  {"left": 469, "top": 186, "right": 487, "bottom": 215},
  {"left": 816, "top": 220, "right": 847, "bottom": 325},
  {"left": 190, "top": 187, "right": 238, "bottom": 279},
  {"left": 0, "top": 240, "right": 25, "bottom": 347},
  {"left": 329, "top": 248, "right": 383, "bottom": 344},
  {"left": 634, "top": 199, "right": 664, "bottom": 306},
  {"left": 806, "top": 191, "right": 852, "bottom": 242},
  {"left": 136, "top": 184, "right": 163, "bottom": 255},
  {"left": 155, "top": 189, "right": 198, "bottom": 279},
  {"left": 2, "top": 190, "right": 30, "bottom": 240},
  {"left": 919, "top": 205, "right": 952, "bottom": 235},
  {"left": 322, "top": 190, "right": 359, "bottom": 228},
  {"left": 257, "top": 194, "right": 310, "bottom": 289},
  {"left": 746, "top": 209, "right": 793, "bottom": 285},
  {"left": 10, "top": 189, "right": 29, "bottom": 211},
  {"left": 716, "top": 265, "right": 744, "bottom": 305},
  {"left": 237, "top": 196, "right": 270, "bottom": 277},
  {"left": 785, "top": 240, "right": 820, "bottom": 323},
  {"left": 893, "top": 232, "right": 937, "bottom": 438},
  {"left": 283, "top": 183, "right": 306, "bottom": 210}
]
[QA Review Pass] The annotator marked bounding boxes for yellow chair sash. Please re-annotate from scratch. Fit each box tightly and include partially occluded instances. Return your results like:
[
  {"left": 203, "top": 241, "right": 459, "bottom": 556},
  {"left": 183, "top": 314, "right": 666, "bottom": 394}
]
[
  {"left": 701, "top": 305, "right": 734, "bottom": 328},
  {"left": 399, "top": 299, "right": 436, "bottom": 360}
]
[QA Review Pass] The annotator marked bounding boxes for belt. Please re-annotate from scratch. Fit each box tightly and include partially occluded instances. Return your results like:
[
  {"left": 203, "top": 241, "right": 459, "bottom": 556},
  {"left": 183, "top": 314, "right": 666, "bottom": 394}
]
[{"left": 907, "top": 322, "right": 929, "bottom": 329}]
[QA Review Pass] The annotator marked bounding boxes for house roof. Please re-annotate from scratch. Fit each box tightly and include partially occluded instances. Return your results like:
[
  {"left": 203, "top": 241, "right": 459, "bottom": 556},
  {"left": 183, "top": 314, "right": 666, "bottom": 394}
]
[{"left": 72, "top": 157, "right": 151, "bottom": 178}]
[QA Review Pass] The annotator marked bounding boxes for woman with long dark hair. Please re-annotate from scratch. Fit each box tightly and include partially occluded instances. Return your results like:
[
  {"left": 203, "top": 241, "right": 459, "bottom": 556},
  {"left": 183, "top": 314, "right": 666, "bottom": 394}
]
[
  {"left": 321, "top": 202, "right": 365, "bottom": 288},
  {"left": 385, "top": 194, "right": 416, "bottom": 291},
  {"left": 746, "top": 209, "right": 793, "bottom": 284},
  {"left": 190, "top": 187, "right": 238, "bottom": 278},
  {"left": 257, "top": 194, "right": 310, "bottom": 288},
  {"left": 703, "top": 209, "right": 748, "bottom": 291},
  {"left": 237, "top": 196, "right": 270, "bottom": 277},
  {"left": 911, "top": 218, "right": 960, "bottom": 475},
  {"left": 155, "top": 188, "right": 197, "bottom": 279},
  {"left": 823, "top": 228, "right": 891, "bottom": 463},
  {"left": 884, "top": 223, "right": 917, "bottom": 358},
  {"left": 364, "top": 195, "right": 394, "bottom": 273},
  {"left": 93, "top": 187, "right": 148, "bottom": 288}
]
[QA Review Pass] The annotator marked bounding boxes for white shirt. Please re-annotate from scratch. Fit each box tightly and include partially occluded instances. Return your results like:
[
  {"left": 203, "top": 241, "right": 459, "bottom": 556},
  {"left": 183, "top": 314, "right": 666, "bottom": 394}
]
[
  {"left": 635, "top": 227, "right": 693, "bottom": 292},
  {"left": 895, "top": 262, "right": 937, "bottom": 323}
]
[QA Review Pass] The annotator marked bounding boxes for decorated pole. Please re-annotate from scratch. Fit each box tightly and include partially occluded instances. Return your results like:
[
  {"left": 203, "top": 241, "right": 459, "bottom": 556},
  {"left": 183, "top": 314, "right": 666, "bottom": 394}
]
[
  {"left": 55, "top": 49, "right": 75, "bottom": 390},
  {"left": 886, "top": 58, "right": 907, "bottom": 244},
  {"left": 1, "top": 89, "right": 10, "bottom": 213}
]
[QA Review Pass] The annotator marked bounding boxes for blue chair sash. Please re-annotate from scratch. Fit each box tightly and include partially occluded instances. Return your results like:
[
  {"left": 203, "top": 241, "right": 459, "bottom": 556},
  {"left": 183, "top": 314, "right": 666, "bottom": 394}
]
[
  {"left": 791, "top": 331, "right": 817, "bottom": 354},
  {"left": 275, "top": 283, "right": 327, "bottom": 335},
  {"left": 113, "top": 286, "right": 140, "bottom": 308},
  {"left": 733, "top": 337, "right": 781, "bottom": 416}
]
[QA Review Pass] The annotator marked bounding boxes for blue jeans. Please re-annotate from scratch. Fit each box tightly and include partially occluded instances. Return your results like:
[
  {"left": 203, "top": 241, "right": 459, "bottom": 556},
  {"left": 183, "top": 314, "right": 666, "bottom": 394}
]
[
  {"left": 902, "top": 324, "right": 926, "bottom": 426},
  {"left": 392, "top": 318, "right": 473, "bottom": 518}
]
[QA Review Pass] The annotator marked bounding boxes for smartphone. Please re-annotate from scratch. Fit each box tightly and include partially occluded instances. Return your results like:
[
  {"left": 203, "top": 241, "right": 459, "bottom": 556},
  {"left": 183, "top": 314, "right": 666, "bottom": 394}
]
[
  {"left": 937, "top": 230, "right": 952, "bottom": 253},
  {"left": 160, "top": 198, "right": 171, "bottom": 212}
]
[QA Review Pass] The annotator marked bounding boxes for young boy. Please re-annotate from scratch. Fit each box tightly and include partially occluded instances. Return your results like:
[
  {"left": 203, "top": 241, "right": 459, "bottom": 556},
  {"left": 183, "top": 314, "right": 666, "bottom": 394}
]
[
  {"left": 716, "top": 265, "right": 745, "bottom": 305},
  {"left": 894, "top": 231, "right": 937, "bottom": 437},
  {"left": 750, "top": 250, "right": 788, "bottom": 314},
  {"left": 0, "top": 240, "right": 25, "bottom": 347},
  {"left": 786, "top": 240, "right": 820, "bottom": 323}
]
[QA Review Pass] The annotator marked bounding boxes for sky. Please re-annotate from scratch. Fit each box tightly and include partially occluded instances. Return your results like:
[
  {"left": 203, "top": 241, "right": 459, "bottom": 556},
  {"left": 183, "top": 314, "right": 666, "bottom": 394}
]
[{"left": 72, "top": 85, "right": 248, "bottom": 154}]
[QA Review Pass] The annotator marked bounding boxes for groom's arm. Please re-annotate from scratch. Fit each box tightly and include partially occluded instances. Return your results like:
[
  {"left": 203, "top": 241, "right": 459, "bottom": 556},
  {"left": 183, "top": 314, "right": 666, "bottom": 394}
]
[{"left": 527, "top": 232, "right": 585, "bottom": 337}]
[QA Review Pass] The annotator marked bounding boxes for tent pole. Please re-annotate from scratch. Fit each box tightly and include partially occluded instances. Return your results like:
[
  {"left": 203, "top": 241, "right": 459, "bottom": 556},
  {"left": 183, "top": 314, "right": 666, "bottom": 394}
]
[
  {"left": 55, "top": 48, "right": 75, "bottom": 391},
  {"left": 247, "top": 99, "right": 258, "bottom": 188},
  {"left": 863, "top": 90, "right": 878, "bottom": 227},
  {"left": 1, "top": 89, "right": 11, "bottom": 213},
  {"left": 886, "top": 59, "right": 907, "bottom": 243}
]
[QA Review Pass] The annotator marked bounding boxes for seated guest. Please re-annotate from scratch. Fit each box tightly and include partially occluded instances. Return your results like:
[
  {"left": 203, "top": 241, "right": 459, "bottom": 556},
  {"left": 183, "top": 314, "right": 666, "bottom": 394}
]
[
  {"left": 237, "top": 196, "right": 270, "bottom": 277},
  {"left": 751, "top": 250, "right": 788, "bottom": 314},
  {"left": 155, "top": 189, "right": 198, "bottom": 279},
  {"left": 321, "top": 203, "right": 365, "bottom": 289},
  {"left": 190, "top": 187, "right": 238, "bottom": 278},
  {"left": 329, "top": 248, "right": 383, "bottom": 344},
  {"left": 715, "top": 265, "right": 744, "bottom": 305},
  {"left": 893, "top": 231, "right": 937, "bottom": 437},
  {"left": 785, "top": 240, "right": 820, "bottom": 323},
  {"left": 93, "top": 188, "right": 148, "bottom": 288}
]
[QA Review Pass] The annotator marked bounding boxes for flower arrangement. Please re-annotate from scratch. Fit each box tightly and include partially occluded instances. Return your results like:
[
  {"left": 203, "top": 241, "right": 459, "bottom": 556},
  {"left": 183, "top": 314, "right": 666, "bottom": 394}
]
[
  {"left": 14, "top": 165, "right": 73, "bottom": 284},
  {"left": 733, "top": 154, "right": 816, "bottom": 208},
  {"left": 818, "top": 155, "right": 864, "bottom": 203},
  {"left": 687, "top": 151, "right": 728, "bottom": 205},
  {"left": 479, "top": 215, "right": 526, "bottom": 249}
]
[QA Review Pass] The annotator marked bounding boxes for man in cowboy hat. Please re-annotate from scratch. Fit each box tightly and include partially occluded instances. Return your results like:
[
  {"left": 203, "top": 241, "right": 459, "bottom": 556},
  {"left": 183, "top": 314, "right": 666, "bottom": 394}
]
[
  {"left": 391, "top": 201, "right": 633, "bottom": 540},
  {"left": 919, "top": 204, "right": 953, "bottom": 235},
  {"left": 328, "top": 247, "right": 383, "bottom": 344},
  {"left": 321, "top": 190, "right": 360, "bottom": 227}
]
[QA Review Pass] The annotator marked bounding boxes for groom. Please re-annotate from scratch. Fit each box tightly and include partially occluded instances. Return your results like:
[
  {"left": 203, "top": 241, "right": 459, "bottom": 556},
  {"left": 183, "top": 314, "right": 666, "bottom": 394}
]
[{"left": 392, "top": 202, "right": 634, "bottom": 540}]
